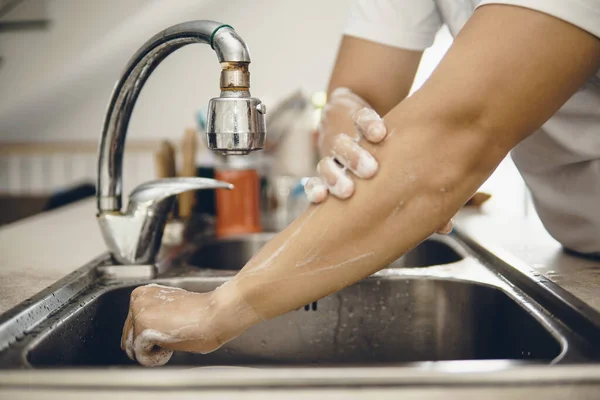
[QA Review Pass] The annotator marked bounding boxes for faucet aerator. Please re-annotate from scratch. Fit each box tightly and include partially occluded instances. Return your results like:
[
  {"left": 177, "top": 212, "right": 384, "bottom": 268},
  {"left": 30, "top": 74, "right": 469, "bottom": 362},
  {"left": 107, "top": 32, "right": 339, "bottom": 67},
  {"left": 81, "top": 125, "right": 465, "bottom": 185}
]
[{"left": 206, "top": 96, "right": 267, "bottom": 154}]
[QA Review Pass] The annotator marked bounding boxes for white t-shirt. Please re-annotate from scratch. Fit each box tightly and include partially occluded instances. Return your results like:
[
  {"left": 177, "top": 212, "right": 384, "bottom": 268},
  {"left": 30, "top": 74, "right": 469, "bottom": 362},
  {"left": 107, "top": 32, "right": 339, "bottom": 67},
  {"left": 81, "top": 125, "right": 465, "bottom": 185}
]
[{"left": 344, "top": 0, "right": 600, "bottom": 255}]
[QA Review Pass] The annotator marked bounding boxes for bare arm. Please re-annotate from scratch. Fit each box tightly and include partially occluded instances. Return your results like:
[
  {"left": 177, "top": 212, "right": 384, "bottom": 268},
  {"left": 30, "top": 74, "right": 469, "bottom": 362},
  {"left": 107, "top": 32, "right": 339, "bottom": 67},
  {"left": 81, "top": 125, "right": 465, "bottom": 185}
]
[
  {"left": 228, "top": 4, "right": 600, "bottom": 319},
  {"left": 328, "top": 35, "right": 424, "bottom": 115},
  {"left": 123, "top": 4, "right": 600, "bottom": 364}
]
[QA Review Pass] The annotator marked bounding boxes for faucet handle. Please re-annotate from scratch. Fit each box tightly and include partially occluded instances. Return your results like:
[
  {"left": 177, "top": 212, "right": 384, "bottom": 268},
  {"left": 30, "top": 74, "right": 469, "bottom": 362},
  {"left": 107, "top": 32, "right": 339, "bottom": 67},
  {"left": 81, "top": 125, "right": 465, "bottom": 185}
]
[
  {"left": 98, "top": 177, "right": 232, "bottom": 265},
  {"left": 127, "top": 177, "right": 233, "bottom": 213}
]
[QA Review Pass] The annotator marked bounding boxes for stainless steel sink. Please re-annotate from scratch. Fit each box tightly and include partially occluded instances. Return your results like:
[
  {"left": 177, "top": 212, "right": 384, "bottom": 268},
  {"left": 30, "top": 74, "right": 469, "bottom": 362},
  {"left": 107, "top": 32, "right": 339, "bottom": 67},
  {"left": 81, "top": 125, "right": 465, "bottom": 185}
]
[
  {"left": 1, "top": 233, "right": 598, "bottom": 370},
  {"left": 25, "top": 274, "right": 562, "bottom": 368},
  {"left": 186, "top": 233, "right": 464, "bottom": 270}
]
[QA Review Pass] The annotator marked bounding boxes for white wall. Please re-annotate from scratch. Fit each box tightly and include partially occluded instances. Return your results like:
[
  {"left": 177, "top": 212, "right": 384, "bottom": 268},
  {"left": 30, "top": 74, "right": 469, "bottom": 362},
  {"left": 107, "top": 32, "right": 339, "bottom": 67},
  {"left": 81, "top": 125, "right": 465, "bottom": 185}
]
[
  {"left": 0, "top": 0, "right": 352, "bottom": 142},
  {"left": 0, "top": 0, "right": 150, "bottom": 98},
  {"left": 0, "top": 0, "right": 462, "bottom": 144}
]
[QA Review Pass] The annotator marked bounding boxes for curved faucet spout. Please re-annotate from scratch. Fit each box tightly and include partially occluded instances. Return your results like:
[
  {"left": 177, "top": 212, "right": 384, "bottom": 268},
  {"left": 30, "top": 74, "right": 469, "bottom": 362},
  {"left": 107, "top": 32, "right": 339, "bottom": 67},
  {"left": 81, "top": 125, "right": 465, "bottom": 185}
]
[
  {"left": 96, "top": 20, "right": 266, "bottom": 265},
  {"left": 97, "top": 20, "right": 257, "bottom": 212}
]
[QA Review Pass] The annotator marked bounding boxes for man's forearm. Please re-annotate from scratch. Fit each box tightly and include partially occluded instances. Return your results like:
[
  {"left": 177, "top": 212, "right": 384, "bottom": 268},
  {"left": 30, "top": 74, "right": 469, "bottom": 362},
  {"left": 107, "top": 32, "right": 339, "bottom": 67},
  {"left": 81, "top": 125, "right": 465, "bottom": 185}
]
[
  {"left": 229, "top": 107, "right": 485, "bottom": 320},
  {"left": 219, "top": 4, "right": 600, "bottom": 324}
]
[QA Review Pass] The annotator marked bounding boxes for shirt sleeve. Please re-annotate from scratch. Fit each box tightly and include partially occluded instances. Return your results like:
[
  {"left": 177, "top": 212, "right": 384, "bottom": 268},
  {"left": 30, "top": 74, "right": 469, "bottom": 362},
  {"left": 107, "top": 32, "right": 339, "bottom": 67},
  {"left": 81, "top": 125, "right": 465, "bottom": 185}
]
[
  {"left": 343, "top": 0, "right": 443, "bottom": 51},
  {"left": 476, "top": 0, "right": 600, "bottom": 39}
]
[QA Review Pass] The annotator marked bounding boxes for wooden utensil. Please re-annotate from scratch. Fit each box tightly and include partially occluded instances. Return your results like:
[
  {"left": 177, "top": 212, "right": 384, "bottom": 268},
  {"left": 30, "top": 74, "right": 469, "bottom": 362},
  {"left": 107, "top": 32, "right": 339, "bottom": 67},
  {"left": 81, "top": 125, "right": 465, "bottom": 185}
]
[
  {"left": 154, "top": 140, "right": 176, "bottom": 179},
  {"left": 179, "top": 128, "right": 198, "bottom": 218}
]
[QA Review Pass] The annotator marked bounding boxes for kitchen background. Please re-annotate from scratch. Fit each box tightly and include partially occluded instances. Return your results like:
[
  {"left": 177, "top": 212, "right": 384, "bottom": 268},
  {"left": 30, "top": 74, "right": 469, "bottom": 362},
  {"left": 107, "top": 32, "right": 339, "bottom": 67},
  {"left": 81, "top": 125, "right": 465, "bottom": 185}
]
[{"left": 0, "top": 0, "right": 532, "bottom": 225}]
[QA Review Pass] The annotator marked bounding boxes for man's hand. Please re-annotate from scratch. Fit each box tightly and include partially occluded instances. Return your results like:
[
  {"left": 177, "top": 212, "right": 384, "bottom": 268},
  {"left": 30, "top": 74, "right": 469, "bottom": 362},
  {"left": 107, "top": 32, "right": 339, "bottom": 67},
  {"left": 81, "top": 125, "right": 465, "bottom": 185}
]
[
  {"left": 307, "top": 88, "right": 387, "bottom": 202},
  {"left": 316, "top": 87, "right": 386, "bottom": 157},
  {"left": 306, "top": 87, "right": 453, "bottom": 234},
  {"left": 121, "top": 283, "right": 259, "bottom": 367}
]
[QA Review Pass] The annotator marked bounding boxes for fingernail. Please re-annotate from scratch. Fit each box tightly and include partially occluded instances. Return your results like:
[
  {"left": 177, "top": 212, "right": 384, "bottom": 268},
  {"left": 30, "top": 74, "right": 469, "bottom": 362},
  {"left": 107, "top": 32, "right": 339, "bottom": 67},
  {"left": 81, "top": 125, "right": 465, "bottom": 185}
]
[
  {"left": 306, "top": 184, "right": 327, "bottom": 203},
  {"left": 331, "top": 176, "right": 353, "bottom": 198},
  {"left": 325, "top": 158, "right": 354, "bottom": 198},
  {"left": 332, "top": 134, "right": 378, "bottom": 179},
  {"left": 368, "top": 122, "right": 386, "bottom": 142},
  {"left": 356, "top": 150, "right": 378, "bottom": 178},
  {"left": 304, "top": 178, "right": 328, "bottom": 203}
]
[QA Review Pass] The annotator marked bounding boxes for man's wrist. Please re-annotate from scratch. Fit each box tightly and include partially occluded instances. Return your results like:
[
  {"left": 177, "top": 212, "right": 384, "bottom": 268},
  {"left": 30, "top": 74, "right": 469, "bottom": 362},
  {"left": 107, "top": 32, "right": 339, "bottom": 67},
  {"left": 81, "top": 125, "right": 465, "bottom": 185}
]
[{"left": 210, "top": 280, "right": 262, "bottom": 345}]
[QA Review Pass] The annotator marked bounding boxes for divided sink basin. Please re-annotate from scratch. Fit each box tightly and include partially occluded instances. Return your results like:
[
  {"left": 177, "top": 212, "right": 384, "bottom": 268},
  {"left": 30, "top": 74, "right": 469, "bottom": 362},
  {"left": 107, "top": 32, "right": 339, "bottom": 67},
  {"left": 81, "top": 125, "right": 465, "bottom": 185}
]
[
  {"left": 27, "top": 276, "right": 561, "bottom": 367},
  {"left": 0, "top": 234, "right": 587, "bottom": 369}
]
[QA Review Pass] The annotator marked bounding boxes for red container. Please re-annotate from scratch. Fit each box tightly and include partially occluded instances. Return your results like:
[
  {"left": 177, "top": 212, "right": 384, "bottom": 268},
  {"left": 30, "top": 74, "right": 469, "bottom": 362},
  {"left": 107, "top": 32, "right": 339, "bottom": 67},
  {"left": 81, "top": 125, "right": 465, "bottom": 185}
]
[{"left": 214, "top": 168, "right": 262, "bottom": 237}]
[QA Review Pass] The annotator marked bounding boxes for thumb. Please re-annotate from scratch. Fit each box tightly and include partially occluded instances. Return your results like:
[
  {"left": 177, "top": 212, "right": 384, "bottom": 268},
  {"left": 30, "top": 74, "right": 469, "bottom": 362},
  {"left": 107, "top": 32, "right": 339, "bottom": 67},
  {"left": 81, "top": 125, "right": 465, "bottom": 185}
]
[{"left": 133, "top": 329, "right": 174, "bottom": 367}]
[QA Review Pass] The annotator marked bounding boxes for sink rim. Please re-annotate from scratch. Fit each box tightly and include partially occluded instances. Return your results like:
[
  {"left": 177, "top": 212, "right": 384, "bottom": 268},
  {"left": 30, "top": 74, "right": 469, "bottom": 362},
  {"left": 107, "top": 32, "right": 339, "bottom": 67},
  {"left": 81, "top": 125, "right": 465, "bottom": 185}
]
[
  {"left": 20, "top": 263, "right": 572, "bottom": 369},
  {"left": 4, "top": 362, "right": 600, "bottom": 390}
]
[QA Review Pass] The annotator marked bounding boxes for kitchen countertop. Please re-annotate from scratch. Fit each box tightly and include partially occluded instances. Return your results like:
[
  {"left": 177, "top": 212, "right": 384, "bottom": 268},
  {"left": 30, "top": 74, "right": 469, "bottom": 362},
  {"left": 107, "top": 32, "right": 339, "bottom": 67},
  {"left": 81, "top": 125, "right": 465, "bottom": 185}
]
[
  {"left": 0, "top": 198, "right": 104, "bottom": 314},
  {"left": 454, "top": 205, "right": 600, "bottom": 312}
]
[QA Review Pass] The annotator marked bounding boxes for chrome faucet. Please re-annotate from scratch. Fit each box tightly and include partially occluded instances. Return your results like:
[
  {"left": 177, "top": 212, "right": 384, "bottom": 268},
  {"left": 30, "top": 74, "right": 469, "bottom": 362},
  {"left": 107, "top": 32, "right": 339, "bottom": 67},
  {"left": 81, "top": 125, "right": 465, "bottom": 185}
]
[{"left": 96, "top": 21, "right": 267, "bottom": 265}]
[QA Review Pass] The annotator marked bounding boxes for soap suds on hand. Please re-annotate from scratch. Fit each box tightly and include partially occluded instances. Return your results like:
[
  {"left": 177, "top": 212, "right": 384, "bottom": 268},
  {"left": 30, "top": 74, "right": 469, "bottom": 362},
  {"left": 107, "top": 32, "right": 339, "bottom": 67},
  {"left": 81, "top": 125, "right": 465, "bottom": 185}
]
[
  {"left": 133, "top": 329, "right": 175, "bottom": 367},
  {"left": 125, "top": 326, "right": 134, "bottom": 361},
  {"left": 320, "top": 157, "right": 353, "bottom": 199}
]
